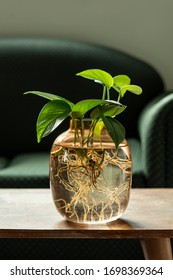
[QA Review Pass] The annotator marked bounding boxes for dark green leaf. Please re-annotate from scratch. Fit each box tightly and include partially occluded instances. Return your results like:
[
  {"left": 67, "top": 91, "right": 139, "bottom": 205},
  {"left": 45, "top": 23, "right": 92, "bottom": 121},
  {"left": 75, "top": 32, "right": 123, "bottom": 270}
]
[
  {"left": 102, "top": 116, "right": 125, "bottom": 148},
  {"left": 90, "top": 101, "right": 126, "bottom": 119},
  {"left": 103, "top": 105, "right": 126, "bottom": 117},
  {"left": 76, "top": 69, "right": 113, "bottom": 88},
  {"left": 24, "top": 91, "right": 74, "bottom": 109},
  {"left": 36, "top": 100, "right": 71, "bottom": 142}
]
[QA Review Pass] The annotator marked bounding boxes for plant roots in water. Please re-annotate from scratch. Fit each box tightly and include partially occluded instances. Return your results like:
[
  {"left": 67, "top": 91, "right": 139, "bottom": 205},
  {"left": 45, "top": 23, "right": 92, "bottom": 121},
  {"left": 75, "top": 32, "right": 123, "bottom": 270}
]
[{"left": 50, "top": 146, "right": 132, "bottom": 223}]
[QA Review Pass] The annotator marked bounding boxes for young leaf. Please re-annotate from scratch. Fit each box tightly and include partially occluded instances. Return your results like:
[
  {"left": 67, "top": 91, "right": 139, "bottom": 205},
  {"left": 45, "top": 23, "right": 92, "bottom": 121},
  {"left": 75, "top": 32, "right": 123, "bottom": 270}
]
[
  {"left": 76, "top": 69, "right": 113, "bottom": 88},
  {"left": 113, "top": 75, "right": 131, "bottom": 95},
  {"left": 118, "top": 84, "right": 143, "bottom": 98},
  {"left": 112, "top": 75, "right": 143, "bottom": 98},
  {"left": 71, "top": 99, "right": 110, "bottom": 118},
  {"left": 24, "top": 91, "right": 74, "bottom": 109},
  {"left": 101, "top": 116, "right": 125, "bottom": 148},
  {"left": 36, "top": 100, "right": 71, "bottom": 142},
  {"left": 113, "top": 75, "right": 131, "bottom": 86},
  {"left": 122, "top": 85, "right": 142, "bottom": 95}
]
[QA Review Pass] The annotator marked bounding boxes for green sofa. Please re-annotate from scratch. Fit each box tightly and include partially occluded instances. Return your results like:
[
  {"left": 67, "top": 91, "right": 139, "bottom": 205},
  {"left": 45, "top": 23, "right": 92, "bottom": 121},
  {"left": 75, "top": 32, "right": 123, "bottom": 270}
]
[
  {"left": 0, "top": 37, "right": 165, "bottom": 189},
  {"left": 0, "top": 37, "right": 171, "bottom": 259}
]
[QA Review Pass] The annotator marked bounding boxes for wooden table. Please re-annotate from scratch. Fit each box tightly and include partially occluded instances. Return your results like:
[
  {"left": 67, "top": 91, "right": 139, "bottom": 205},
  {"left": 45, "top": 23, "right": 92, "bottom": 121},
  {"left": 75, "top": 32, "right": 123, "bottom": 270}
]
[{"left": 0, "top": 188, "right": 173, "bottom": 260}]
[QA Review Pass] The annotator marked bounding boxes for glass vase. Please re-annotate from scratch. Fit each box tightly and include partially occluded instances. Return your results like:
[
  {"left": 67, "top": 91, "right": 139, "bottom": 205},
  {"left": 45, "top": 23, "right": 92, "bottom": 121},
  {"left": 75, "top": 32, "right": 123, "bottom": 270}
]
[{"left": 50, "top": 119, "right": 132, "bottom": 224}]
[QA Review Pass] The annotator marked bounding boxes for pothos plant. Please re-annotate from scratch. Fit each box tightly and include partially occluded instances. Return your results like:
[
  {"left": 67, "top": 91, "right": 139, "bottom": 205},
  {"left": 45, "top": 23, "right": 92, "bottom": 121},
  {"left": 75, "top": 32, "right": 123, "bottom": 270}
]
[{"left": 24, "top": 69, "right": 142, "bottom": 148}]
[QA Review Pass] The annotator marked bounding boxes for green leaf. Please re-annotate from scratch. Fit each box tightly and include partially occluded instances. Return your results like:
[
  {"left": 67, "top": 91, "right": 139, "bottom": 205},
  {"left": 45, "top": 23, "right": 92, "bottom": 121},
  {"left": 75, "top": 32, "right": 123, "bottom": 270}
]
[
  {"left": 24, "top": 91, "right": 74, "bottom": 109},
  {"left": 113, "top": 75, "right": 131, "bottom": 87},
  {"left": 119, "top": 84, "right": 143, "bottom": 98},
  {"left": 103, "top": 105, "right": 126, "bottom": 117},
  {"left": 112, "top": 75, "right": 143, "bottom": 98},
  {"left": 76, "top": 69, "right": 113, "bottom": 88},
  {"left": 113, "top": 75, "right": 131, "bottom": 95},
  {"left": 71, "top": 99, "right": 110, "bottom": 118},
  {"left": 101, "top": 116, "right": 125, "bottom": 148},
  {"left": 90, "top": 101, "right": 126, "bottom": 119},
  {"left": 36, "top": 100, "right": 71, "bottom": 142},
  {"left": 122, "top": 85, "right": 143, "bottom": 95}
]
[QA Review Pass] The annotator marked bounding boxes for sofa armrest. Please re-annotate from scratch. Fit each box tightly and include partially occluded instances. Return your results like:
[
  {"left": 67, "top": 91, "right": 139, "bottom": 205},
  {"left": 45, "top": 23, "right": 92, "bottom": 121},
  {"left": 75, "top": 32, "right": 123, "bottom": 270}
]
[{"left": 138, "top": 92, "right": 173, "bottom": 187}]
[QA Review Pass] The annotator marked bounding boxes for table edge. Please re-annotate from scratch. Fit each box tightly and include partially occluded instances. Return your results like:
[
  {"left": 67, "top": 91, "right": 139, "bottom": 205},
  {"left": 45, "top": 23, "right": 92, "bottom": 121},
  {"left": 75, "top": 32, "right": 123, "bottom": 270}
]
[{"left": 1, "top": 228, "right": 173, "bottom": 239}]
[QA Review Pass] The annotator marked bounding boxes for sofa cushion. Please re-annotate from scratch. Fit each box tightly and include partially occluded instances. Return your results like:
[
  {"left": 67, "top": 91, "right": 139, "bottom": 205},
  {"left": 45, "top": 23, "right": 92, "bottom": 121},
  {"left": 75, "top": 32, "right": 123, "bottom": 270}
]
[{"left": 0, "top": 153, "right": 49, "bottom": 188}]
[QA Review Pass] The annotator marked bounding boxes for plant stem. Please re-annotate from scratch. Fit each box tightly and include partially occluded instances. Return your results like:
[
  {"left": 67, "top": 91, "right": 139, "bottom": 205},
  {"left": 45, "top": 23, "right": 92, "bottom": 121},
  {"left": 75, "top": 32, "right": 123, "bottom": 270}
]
[
  {"left": 83, "top": 119, "right": 97, "bottom": 147},
  {"left": 117, "top": 93, "right": 121, "bottom": 102},
  {"left": 74, "top": 119, "right": 77, "bottom": 145},
  {"left": 107, "top": 87, "right": 110, "bottom": 100},
  {"left": 80, "top": 119, "right": 84, "bottom": 146},
  {"left": 102, "top": 86, "right": 106, "bottom": 100}
]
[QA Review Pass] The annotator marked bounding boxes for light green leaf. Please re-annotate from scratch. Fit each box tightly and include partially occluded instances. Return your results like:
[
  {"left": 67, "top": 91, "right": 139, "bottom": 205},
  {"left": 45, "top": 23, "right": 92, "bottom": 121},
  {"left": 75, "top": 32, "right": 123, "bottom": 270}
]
[
  {"left": 76, "top": 69, "right": 113, "bottom": 88},
  {"left": 24, "top": 91, "right": 74, "bottom": 109},
  {"left": 120, "top": 84, "right": 143, "bottom": 97},
  {"left": 113, "top": 75, "right": 131, "bottom": 86},
  {"left": 113, "top": 75, "right": 131, "bottom": 95},
  {"left": 36, "top": 100, "right": 71, "bottom": 142},
  {"left": 101, "top": 116, "right": 125, "bottom": 148},
  {"left": 123, "top": 85, "right": 142, "bottom": 94},
  {"left": 71, "top": 99, "right": 110, "bottom": 118}
]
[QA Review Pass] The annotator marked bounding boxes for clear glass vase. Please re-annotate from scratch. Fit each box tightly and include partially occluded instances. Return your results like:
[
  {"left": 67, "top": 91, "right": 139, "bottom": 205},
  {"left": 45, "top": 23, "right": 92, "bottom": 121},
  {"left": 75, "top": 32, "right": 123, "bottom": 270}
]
[{"left": 50, "top": 119, "right": 132, "bottom": 224}]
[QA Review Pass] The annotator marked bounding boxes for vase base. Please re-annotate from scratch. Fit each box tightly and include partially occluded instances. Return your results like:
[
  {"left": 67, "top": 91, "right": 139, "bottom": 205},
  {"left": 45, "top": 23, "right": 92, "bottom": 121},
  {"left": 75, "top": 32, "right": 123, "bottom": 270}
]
[{"left": 60, "top": 212, "right": 125, "bottom": 225}]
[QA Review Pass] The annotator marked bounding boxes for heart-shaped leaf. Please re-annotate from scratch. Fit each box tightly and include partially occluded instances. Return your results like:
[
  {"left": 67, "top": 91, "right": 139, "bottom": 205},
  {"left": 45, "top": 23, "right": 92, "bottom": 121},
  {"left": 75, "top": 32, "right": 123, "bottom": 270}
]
[
  {"left": 36, "top": 100, "right": 71, "bottom": 142},
  {"left": 76, "top": 69, "right": 113, "bottom": 88},
  {"left": 113, "top": 75, "right": 131, "bottom": 87},
  {"left": 101, "top": 116, "right": 125, "bottom": 148},
  {"left": 113, "top": 75, "right": 131, "bottom": 94}
]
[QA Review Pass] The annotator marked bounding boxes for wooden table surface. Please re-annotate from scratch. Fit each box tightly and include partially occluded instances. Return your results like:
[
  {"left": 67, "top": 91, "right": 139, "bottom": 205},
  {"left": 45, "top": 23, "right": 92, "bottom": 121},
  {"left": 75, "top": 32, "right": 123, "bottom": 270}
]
[{"left": 0, "top": 188, "right": 173, "bottom": 239}]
